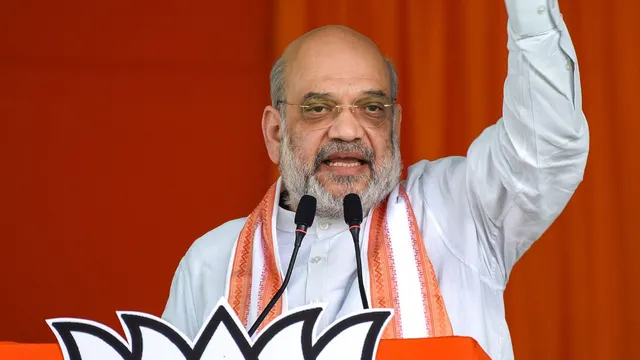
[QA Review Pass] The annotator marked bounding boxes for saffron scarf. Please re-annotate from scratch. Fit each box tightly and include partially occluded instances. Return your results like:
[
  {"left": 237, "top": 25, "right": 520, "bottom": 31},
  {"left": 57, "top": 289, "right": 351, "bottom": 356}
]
[{"left": 224, "top": 180, "right": 452, "bottom": 339}]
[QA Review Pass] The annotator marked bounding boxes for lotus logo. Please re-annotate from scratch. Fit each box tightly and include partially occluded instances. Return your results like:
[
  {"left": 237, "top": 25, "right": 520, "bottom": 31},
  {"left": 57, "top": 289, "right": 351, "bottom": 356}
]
[{"left": 47, "top": 298, "right": 393, "bottom": 360}]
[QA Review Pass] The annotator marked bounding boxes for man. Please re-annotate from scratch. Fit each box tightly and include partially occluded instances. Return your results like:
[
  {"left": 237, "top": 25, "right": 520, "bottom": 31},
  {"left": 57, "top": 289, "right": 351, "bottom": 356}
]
[{"left": 161, "top": 0, "right": 589, "bottom": 358}]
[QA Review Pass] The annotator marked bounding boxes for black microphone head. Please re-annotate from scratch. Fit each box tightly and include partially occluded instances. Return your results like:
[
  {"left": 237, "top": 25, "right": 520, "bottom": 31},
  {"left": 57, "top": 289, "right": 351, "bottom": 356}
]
[
  {"left": 343, "top": 193, "right": 363, "bottom": 226},
  {"left": 294, "top": 195, "right": 317, "bottom": 228}
]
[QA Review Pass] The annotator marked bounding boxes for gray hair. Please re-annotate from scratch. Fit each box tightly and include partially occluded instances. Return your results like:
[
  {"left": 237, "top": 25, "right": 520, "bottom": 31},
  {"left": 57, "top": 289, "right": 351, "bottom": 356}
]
[{"left": 269, "top": 56, "right": 399, "bottom": 109}]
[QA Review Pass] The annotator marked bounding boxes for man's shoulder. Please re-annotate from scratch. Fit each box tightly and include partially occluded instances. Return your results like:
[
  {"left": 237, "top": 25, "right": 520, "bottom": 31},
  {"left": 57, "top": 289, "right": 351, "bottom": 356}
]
[
  {"left": 405, "top": 157, "right": 467, "bottom": 187},
  {"left": 182, "top": 217, "right": 248, "bottom": 269},
  {"left": 403, "top": 157, "right": 470, "bottom": 222}
]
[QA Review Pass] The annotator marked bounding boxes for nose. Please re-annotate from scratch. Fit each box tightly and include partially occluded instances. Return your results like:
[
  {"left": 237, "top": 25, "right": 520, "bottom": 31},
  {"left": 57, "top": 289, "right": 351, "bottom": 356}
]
[{"left": 326, "top": 106, "right": 365, "bottom": 142}]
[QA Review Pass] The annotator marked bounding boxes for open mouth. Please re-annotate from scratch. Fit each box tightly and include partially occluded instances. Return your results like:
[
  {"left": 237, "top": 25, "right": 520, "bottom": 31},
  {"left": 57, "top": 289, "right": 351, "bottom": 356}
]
[
  {"left": 324, "top": 159, "right": 366, "bottom": 167},
  {"left": 321, "top": 152, "right": 369, "bottom": 169}
]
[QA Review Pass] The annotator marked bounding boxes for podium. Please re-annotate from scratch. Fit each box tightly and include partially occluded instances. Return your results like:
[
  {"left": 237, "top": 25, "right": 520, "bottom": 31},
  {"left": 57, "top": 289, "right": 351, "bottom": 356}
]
[
  {"left": 376, "top": 337, "right": 489, "bottom": 359},
  {"left": 0, "top": 337, "right": 489, "bottom": 359}
]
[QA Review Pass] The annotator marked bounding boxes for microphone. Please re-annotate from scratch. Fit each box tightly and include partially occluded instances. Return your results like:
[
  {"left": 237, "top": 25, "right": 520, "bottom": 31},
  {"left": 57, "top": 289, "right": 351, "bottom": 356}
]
[
  {"left": 247, "top": 194, "right": 317, "bottom": 337},
  {"left": 343, "top": 193, "right": 369, "bottom": 309}
]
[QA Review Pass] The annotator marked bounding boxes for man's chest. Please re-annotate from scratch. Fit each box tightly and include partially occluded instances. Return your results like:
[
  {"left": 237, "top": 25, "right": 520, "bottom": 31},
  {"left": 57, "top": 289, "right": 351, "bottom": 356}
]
[{"left": 277, "top": 229, "right": 358, "bottom": 330}]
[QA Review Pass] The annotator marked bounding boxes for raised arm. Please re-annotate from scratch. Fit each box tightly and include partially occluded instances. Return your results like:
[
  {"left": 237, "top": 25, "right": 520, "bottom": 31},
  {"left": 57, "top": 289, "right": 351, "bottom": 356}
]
[{"left": 443, "top": 0, "right": 589, "bottom": 287}]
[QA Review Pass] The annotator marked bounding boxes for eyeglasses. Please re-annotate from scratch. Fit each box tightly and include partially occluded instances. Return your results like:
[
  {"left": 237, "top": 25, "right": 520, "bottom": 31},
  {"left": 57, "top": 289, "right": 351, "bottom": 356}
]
[{"left": 277, "top": 95, "right": 394, "bottom": 130}]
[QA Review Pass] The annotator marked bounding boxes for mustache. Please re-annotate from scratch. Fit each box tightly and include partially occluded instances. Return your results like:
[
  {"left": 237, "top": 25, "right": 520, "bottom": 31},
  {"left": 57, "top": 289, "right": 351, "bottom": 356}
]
[{"left": 312, "top": 140, "right": 375, "bottom": 172}]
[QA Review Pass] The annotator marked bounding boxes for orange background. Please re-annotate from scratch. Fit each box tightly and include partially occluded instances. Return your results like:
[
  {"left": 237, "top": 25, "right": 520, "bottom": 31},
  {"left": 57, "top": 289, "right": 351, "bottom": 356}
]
[{"left": 1, "top": 1, "right": 638, "bottom": 359}]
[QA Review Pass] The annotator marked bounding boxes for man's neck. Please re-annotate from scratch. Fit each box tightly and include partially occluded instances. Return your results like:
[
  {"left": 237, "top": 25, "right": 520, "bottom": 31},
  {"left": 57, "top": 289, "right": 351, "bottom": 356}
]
[{"left": 279, "top": 191, "right": 291, "bottom": 211}]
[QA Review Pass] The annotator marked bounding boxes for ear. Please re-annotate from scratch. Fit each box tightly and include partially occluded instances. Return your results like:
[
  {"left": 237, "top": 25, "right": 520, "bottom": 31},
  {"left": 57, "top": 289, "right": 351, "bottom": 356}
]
[
  {"left": 262, "top": 105, "right": 282, "bottom": 164},
  {"left": 393, "top": 104, "right": 402, "bottom": 144}
]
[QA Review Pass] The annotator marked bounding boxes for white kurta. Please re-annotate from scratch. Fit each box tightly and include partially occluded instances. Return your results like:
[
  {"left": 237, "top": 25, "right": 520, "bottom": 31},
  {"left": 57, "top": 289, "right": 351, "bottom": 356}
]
[{"left": 161, "top": 1, "right": 589, "bottom": 359}]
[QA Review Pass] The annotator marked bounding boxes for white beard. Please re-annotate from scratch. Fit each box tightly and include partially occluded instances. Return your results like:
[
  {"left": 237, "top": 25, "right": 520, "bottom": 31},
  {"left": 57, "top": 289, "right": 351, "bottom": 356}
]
[{"left": 278, "top": 124, "right": 402, "bottom": 219}]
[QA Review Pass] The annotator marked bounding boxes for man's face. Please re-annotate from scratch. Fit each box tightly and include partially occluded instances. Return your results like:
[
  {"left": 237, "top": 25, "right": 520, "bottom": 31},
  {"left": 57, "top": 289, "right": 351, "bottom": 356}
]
[{"left": 276, "top": 31, "right": 402, "bottom": 219}]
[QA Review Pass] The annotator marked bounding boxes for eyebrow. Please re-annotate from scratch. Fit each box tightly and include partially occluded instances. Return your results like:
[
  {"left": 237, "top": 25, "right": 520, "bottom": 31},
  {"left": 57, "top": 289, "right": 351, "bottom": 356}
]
[
  {"left": 361, "top": 90, "right": 389, "bottom": 98},
  {"left": 301, "top": 92, "right": 332, "bottom": 102},
  {"left": 300, "top": 89, "right": 390, "bottom": 102}
]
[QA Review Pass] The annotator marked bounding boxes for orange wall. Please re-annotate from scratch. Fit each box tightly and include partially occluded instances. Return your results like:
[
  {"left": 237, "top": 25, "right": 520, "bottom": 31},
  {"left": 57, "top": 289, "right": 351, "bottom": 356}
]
[
  {"left": 1, "top": 0, "right": 275, "bottom": 342},
  {"left": 2, "top": 1, "right": 639, "bottom": 359}
]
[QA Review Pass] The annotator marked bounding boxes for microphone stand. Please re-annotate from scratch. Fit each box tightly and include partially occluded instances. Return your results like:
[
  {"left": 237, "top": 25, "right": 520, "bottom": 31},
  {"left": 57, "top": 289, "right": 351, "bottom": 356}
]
[
  {"left": 247, "top": 227, "right": 307, "bottom": 337},
  {"left": 349, "top": 224, "right": 369, "bottom": 309}
]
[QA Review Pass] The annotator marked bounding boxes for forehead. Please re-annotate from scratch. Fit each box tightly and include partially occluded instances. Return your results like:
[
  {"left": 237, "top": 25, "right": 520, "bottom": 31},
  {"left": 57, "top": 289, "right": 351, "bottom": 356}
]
[{"left": 285, "top": 35, "right": 389, "bottom": 101}]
